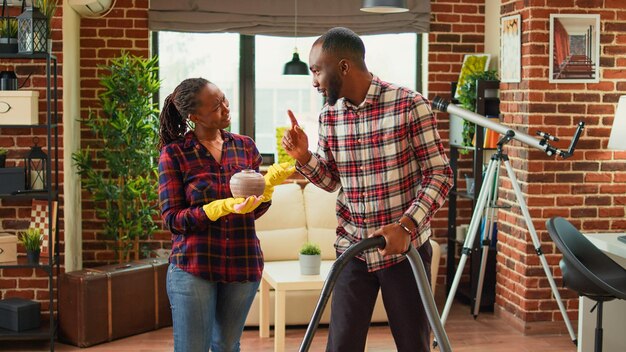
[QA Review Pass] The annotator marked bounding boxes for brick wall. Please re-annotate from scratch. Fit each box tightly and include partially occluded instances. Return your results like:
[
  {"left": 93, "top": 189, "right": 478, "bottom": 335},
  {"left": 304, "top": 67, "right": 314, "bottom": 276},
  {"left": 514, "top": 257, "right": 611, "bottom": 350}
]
[
  {"left": 494, "top": 0, "right": 626, "bottom": 333},
  {"left": 0, "top": 1, "right": 64, "bottom": 317}
]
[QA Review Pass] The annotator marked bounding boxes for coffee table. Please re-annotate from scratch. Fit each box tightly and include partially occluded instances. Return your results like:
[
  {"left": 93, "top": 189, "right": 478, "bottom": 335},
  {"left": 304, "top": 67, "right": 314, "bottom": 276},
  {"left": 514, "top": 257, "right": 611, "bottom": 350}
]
[{"left": 259, "top": 260, "right": 333, "bottom": 352}]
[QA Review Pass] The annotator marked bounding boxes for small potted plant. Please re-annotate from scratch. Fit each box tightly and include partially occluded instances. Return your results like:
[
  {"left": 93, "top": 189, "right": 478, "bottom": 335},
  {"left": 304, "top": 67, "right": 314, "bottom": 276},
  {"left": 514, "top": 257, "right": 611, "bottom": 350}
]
[
  {"left": 299, "top": 242, "right": 321, "bottom": 275},
  {"left": 19, "top": 228, "right": 43, "bottom": 264},
  {"left": 0, "top": 17, "right": 18, "bottom": 53},
  {"left": 0, "top": 148, "right": 7, "bottom": 168}
]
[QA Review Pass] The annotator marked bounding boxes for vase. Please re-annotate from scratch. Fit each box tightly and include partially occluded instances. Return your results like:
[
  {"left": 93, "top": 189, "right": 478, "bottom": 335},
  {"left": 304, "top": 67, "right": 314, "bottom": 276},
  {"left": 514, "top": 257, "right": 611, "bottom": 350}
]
[
  {"left": 299, "top": 253, "right": 321, "bottom": 275},
  {"left": 26, "top": 249, "right": 40, "bottom": 265},
  {"left": 0, "top": 154, "right": 6, "bottom": 168},
  {"left": 229, "top": 169, "right": 265, "bottom": 198}
]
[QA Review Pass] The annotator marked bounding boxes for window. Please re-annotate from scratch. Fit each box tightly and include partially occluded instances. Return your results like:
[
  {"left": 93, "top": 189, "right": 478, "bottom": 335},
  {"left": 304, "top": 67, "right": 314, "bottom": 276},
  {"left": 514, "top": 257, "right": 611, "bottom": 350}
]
[
  {"left": 255, "top": 36, "right": 323, "bottom": 157},
  {"left": 157, "top": 32, "right": 418, "bottom": 155},
  {"left": 158, "top": 32, "right": 241, "bottom": 133},
  {"left": 254, "top": 33, "right": 417, "bottom": 156}
]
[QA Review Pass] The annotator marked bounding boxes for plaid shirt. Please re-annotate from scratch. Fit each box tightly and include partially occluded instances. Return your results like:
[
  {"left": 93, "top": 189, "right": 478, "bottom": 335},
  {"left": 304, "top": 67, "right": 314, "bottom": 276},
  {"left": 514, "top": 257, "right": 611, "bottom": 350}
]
[
  {"left": 297, "top": 76, "right": 453, "bottom": 272},
  {"left": 158, "top": 131, "right": 270, "bottom": 282}
]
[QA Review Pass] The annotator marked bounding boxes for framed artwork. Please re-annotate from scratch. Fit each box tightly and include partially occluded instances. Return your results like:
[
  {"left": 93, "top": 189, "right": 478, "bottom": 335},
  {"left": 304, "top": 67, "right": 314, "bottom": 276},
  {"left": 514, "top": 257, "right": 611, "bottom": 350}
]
[
  {"left": 30, "top": 199, "right": 58, "bottom": 263},
  {"left": 500, "top": 14, "right": 521, "bottom": 83},
  {"left": 455, "top": 54, "right": 491, "bottom": 98},
  {"left": 549, "top": 14, "right": 600, "bottom": 83}
]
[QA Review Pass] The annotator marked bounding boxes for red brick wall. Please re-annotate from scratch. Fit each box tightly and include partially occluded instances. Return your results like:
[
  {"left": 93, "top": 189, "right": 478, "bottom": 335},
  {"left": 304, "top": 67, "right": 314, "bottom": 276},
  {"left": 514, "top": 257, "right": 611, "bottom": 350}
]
[
  {"left": 0, "top": 1, "right": 64, "bottom": 317},
  {"left": 428, "top": 0, "right": 487, "bottom": 285},
  {"left": 495, "top": 0, "right": 626, "bottom": 333}
]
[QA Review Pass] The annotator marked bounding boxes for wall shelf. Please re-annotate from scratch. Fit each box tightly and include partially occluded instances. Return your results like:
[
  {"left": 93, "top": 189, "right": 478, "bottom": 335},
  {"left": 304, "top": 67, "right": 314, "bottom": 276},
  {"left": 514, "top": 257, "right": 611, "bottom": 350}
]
[
  {"left": 0, "top": 55, "right": 60, "bottom": 352},
  {"left": 446, "top": 80, "right": 500, "bottom": 313}
]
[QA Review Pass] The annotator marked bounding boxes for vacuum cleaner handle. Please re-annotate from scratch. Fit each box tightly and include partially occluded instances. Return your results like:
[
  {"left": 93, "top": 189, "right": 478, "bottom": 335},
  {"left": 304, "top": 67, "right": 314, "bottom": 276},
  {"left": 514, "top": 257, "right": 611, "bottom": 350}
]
[
  {"left": 405, "top": 245, "right": 452, "bottom": 352},
  {"left": 299, "top": 236, "right": 386, "bottom": 352},
  {"left": 299, "top": 236, "right": 453, "bottom": 352}
]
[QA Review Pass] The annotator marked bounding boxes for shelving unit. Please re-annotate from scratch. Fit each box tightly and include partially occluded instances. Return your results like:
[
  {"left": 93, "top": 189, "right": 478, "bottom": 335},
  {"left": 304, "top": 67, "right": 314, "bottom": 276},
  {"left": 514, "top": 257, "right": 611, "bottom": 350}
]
[
  {"left": 446, "top": 80, "right": 500, "bottom": 312},
  {"left": 0, "top": 53, "right": 60, "bottom": 351}
]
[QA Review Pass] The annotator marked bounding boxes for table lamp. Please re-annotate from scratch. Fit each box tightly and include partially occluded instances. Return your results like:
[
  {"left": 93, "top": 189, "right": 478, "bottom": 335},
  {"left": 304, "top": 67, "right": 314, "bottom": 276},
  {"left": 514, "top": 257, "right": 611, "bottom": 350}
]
[
  {"left": 608, "top": 95, "right": 626, "bottom": 245},
  {"left": 608, "top": 95, "right": 626, "bottom": 150}
]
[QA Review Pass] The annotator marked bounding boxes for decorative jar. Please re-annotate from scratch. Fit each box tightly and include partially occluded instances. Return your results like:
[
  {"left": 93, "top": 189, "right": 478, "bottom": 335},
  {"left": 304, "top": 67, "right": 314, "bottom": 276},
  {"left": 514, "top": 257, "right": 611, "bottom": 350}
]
[{"left": 230, "top": 169, "right": 265, "bottom": 198}]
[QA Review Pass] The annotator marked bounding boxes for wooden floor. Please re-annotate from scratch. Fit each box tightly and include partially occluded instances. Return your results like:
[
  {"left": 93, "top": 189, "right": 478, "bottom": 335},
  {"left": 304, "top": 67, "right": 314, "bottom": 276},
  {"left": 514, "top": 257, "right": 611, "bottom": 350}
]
[{"left": 2, "top": 293, "right": 576, "bottom": 352}]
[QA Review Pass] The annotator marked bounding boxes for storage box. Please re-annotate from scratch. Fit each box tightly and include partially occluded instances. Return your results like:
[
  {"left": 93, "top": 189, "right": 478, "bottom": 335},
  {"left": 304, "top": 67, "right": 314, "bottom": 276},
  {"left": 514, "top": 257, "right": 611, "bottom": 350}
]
[
  {"left": 0, "top": 233, "right": 17, "bottom": 263},
  {"left": 0, "top": 298, "right": 41, "bottom": 332},
  {"left": 0, "top": 90, "right": 39, "bottom": 125},
  {"left": 0, "top": 167, "right": 26, "bottom": 194}
]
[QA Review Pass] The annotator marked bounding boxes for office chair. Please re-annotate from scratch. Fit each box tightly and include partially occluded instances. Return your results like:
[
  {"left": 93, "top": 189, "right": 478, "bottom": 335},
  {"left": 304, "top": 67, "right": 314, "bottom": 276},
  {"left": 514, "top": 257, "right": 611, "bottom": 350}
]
[{"left": 546, "top": 217, "right": 626, "bottom": 352}]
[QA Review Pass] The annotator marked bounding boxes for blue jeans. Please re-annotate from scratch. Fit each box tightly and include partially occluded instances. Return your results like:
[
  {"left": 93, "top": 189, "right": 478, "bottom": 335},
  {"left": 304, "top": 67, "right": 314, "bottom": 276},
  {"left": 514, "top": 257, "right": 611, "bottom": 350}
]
[{"left": 166, "top": 264, "right": 260, "bottom": 352}]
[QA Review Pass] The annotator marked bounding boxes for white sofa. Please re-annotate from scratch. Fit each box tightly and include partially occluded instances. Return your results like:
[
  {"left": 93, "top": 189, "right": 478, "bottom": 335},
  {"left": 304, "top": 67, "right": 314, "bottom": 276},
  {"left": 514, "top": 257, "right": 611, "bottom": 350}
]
[{"left": 244, "top": 182, "right": 440, "bottom": 326}]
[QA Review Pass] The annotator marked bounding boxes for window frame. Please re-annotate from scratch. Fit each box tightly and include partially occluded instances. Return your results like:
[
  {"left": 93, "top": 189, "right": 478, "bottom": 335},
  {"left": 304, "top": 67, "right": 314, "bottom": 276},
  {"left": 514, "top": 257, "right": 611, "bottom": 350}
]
[{"left": 153, "top": 32, "right": 423, "bottom": 139}]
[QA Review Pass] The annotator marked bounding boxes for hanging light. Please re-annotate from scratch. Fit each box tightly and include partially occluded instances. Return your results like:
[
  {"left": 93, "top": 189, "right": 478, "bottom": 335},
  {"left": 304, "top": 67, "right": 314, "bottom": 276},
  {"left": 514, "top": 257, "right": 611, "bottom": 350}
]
[
  {"left": 283, "top": 0, "right": 308, "bottom": 75},
  {"left": 360, "top": 0, "right": 409, "bottom": 13}
]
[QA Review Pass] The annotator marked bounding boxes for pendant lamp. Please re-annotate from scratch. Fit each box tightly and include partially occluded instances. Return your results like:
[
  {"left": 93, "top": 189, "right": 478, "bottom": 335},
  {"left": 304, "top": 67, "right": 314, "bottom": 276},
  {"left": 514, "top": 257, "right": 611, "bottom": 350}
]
[
  {"left": 360, "top": 0, "right": 409, "bottom": 13},
  {"left": 283, "top": 0, "right": 308, "bottom": 75}
]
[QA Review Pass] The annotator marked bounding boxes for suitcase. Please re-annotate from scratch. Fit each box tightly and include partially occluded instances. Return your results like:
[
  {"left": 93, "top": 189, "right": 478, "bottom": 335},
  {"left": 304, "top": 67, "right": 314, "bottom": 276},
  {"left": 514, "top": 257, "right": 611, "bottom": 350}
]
[
  {"left": 59, "top": 258, "right": 172, "bottom": 347},
  {"left": 136, "top": 258, "right": 173, "bottom": 328}
]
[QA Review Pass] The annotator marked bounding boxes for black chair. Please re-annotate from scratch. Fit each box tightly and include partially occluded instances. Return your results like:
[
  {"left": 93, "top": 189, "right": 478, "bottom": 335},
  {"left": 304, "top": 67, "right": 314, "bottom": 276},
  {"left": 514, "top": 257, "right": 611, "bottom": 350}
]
[{"left": 546, "top": 217, "right": 626, "bottom": 352}]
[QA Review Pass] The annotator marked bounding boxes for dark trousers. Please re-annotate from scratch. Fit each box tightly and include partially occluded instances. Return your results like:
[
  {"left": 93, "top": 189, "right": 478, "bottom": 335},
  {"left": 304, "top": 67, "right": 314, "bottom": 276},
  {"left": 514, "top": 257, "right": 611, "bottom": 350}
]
[{"left": 327, "top": 241, "right": 432, "bottom": 352}]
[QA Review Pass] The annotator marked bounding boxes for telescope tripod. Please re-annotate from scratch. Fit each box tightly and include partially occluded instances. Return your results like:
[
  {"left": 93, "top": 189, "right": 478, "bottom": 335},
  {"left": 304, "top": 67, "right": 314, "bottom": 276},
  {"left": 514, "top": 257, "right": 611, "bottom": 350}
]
[{"left": 438, "top": 131, "right": 577, "bottom": 345}]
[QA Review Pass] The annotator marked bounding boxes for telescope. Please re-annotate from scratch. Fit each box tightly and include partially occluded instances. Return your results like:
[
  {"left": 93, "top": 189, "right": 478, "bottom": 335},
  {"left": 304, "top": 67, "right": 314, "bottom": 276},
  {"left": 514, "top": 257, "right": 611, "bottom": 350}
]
[
  {"left": 431, "top": 97, "right": 584, "bottom": 157},
  {"left": 430, "top": 96, "right": 585, "bottom": 347}
]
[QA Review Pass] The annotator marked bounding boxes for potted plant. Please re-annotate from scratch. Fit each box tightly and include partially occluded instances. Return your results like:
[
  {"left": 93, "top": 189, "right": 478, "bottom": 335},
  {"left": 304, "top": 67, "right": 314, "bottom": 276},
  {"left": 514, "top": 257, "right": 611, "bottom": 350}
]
[
  {"left": 456, "top": 69, "right": 499, "bottom": 152},
  {"left": 72, "top": 51, "right": 160, "bottom": 263},
  {"left": 19, "top": 227, "right": 43, "bottom": 264},
  {"left": 0, "top": 16, "right": 17, "bottom": 54},
  {"left": 33, "top": 0, "right": 56, "bottom": 52},
  {"left": 0, "top": 148, "right": 7, "bottom": 168},
  {"left": 299, "top": 242, "right": 321, "bottom": 275}
]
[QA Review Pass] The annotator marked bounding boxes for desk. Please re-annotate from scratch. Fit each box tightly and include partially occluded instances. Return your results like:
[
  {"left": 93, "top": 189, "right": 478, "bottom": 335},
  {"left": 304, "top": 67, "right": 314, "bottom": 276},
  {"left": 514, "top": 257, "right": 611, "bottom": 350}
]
[
  {"left": 259, "top": 260, "right": 333, "bottom": 352},
  {"left": 579, "top": 233, "right": 626, "bottom": 352}
]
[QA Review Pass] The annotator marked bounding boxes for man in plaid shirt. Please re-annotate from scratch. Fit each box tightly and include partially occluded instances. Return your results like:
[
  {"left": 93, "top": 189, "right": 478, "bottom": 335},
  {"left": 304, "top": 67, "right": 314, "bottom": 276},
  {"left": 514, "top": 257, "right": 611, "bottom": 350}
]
[{"left": 283, "top": 27, "right": 453, "bottom": 351}]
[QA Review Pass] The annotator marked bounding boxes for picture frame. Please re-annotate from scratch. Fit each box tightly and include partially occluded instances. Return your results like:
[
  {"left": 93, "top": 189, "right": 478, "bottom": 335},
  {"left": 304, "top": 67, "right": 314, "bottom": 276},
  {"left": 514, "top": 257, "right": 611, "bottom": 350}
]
[
  {"left": 500, "top": 14, "right": 521, "bottom": 83},
  {"left": 30, "top": 199, "right": 57, "bottom": 263},
  {"left": 549, "top": 14, "right": 600, "bottom": 83},
  {"left": 455, "top": 54, "right": 491, "bottom": 98}
]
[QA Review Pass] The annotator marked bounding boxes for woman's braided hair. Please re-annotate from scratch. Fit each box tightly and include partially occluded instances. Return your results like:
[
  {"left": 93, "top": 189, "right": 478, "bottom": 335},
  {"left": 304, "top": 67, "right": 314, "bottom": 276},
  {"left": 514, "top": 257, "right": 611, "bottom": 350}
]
[{"left": 158, "top": 77, "right": 210, "bottom": 149}]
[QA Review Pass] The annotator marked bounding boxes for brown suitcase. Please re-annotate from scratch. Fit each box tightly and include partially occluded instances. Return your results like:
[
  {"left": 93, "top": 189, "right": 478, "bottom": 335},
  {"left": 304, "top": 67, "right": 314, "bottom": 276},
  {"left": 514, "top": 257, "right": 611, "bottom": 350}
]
[
  {"left": 136, "top": 258, "right": 173, "bottom": 328},
  {"left": 59, "top": 258, "right": 172, "bottom": 347}
]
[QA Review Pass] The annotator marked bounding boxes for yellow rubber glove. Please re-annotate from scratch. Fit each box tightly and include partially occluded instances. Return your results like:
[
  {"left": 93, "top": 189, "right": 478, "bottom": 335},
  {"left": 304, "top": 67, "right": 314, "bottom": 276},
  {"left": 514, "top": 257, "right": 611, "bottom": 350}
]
[
  {"left": 262, "top": 162, "right": 296, "bottom": 201},
  {"left": 202, "top": 196, "right": 263, "bottom": 221}
]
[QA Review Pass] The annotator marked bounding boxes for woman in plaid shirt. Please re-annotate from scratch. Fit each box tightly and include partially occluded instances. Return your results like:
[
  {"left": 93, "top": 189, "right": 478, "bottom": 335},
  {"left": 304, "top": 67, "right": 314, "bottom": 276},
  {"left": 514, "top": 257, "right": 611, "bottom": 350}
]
[
  {"left": 283, "top": 28, "right": 453, "bottom": 352},
  {"left": 158, "top": 78, "right": 293, "bottom": 352}
]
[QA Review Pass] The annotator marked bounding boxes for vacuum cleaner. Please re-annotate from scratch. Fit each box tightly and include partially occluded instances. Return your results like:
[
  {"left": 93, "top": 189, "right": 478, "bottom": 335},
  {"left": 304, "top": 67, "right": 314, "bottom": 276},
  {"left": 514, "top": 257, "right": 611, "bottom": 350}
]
[{"left": 298, "top": 236, "right": 452, "bottom": 352}]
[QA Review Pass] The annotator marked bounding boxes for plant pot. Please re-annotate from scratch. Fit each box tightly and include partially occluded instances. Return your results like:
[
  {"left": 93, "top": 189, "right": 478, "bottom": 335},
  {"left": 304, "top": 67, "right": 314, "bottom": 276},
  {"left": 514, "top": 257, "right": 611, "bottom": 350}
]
[
  {"left": 229, "top": 169, "right": 265, "bottom": 198},
  {"left": 0, "top": 154, "right": 6, "bottom": 168},
  {"left": 299, "top": 253, "right": 321, "bottom": 275},
  {"left": 26, "top": 249, "right": 40, "bottom": 265},
  {"left": 0, "top": 38, "right": 18, "bottom": 54}
]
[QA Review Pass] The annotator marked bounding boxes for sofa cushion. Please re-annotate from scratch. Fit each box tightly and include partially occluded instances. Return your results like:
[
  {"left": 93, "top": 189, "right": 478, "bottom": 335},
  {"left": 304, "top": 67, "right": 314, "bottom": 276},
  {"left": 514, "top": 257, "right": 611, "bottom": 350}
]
[
  {"left": 255, "top": 183, "right": 306, "bottom": 231},
  {"left": 303, "top": 184, "right": 339, "bottom": 260},
  {"left": 257, "top": 228, "right": 308, "bottom": 261},
  {"left": 255, "top": 183, "right": 308, "bottom": 261}
]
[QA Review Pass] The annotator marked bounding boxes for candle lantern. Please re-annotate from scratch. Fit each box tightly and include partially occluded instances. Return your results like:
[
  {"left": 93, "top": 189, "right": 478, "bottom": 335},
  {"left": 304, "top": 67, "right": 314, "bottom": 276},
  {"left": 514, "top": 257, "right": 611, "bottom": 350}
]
[{"left": 17, "top": 6, "right": 47, "bottom": 54}]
